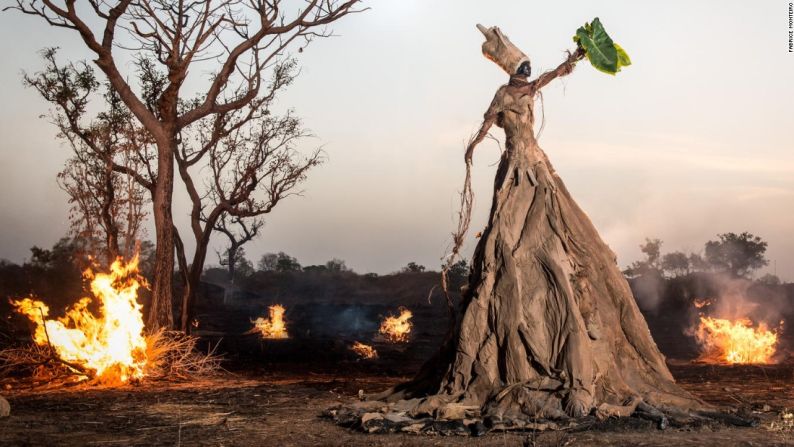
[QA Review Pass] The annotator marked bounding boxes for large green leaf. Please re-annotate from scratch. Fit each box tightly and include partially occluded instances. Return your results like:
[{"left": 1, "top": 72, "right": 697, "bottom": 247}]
[
  {"left": 576, "top": 18, "right": 617, "bottom": 74},
  {"left": 573, "top": 17, "right": 631, "bottom": 75}
]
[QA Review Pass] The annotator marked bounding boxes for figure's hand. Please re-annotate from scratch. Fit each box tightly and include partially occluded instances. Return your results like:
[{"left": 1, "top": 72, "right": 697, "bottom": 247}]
[{"left": 560, "top": 48, "right": 585, "bottom": 75}]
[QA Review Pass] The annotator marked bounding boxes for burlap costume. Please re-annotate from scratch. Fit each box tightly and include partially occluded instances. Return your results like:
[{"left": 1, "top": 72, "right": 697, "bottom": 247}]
[
  {"left": 476, "top": 24, "right": 529, "bottom": 75},
  {"left": 327, "top": 25, "right": 739, "bottom": 435}
]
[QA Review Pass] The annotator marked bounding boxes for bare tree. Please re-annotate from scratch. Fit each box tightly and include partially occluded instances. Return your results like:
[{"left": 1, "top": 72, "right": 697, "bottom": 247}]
[
  {"left": 214, "top": 214, "right": 263, "bottom": 286},
  {"left": 24, "top": 49, "right": 154, "bottom": 264},
  {"left": 57, "top": 149, "right": 148, "bottom": 263},
  {"left": 55, "top": 92, "right": 149, "bottom": 262},
  {"left": 213, "top": 214, "right": 262, "bottom": 305},
  {"left": 9, "top": 0, "right": 363, "bottom": 329},
  {"left": 170, "top": 60, "right": 321, "bottom": 331}
]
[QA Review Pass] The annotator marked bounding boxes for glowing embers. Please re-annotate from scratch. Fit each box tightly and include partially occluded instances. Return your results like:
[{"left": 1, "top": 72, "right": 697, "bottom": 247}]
[
  {"left": 378, "top": 307, "right": 412, "bottom": 343},
  {"left": 251, "top": 305, "right": 289, "bottom": 339},
  {"left": 694, "top": 316, "right": 779, "bottom": 365},
  {"left": 350, "top": 341, "right": 378, "bottom": 359},
  {"left": 12, "top": 256, "right": 148, "bottom": 385}
]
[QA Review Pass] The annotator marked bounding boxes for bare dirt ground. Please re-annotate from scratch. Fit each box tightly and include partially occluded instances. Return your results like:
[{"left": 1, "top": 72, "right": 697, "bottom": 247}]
[{"left": 1, "top": 362, "right": 793, "bottom": 447}]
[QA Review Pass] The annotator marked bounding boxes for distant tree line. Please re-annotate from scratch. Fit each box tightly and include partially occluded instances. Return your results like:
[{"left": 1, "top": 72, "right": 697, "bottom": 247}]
[
  {"left": 623, "top": 232, "right": 778, "bottom": 283},
  {"left": 203, "top": 252, "right": 469, "bottom": 283}
]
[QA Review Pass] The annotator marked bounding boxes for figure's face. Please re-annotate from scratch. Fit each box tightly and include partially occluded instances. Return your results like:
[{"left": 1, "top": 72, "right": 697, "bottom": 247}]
[{"left": 516, "top": 61, "right": 531, "bottom": 78}]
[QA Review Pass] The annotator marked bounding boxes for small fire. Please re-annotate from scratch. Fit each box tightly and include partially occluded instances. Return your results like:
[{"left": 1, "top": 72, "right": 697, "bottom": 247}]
[
  {"left": 379, "top": 307, "right": 412, "bottom": 343},
  {"left": 11, "top": 256, "right": 148, "bottom": 384},
  {"left": 694, "top": 316, "right": 779, "bottom": 364},
  {"left": 251, "top": 305, "right": 289, "bottom": 339},
  {"left": 693, "top": 298, "right": 713, "bottom": 309},
  {"left": 350, "top": 341, "right": 378, "bottom": 359}
]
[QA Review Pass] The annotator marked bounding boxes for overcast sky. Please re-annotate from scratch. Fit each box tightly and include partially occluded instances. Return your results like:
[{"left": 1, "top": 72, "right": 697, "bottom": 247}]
[{"left": 0, "top": 1, "right": 792, "bottom": 279}]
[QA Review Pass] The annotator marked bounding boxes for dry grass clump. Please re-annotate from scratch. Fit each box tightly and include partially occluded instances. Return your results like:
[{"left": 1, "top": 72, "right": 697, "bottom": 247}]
[
  {"left": 143, "top": 329, "right": 223, "bottom": 380},
  {"left": 766, "top": 409, "right": 794, "bottom": 432},
  {"left": 0, "top": 342, "right": 78, "bottom": 381},
  {"left": 0, "top": 329, "right": 223, "bottom": 386}
]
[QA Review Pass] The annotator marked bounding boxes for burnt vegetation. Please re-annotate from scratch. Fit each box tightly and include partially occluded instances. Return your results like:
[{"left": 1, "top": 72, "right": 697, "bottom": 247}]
[{"left": 1, "top": 233, "right": 790, "bottom": 367}]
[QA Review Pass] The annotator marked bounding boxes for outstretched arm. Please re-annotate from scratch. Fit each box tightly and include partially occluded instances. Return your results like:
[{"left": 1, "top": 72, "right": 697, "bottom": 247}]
[{"left": 531, "top": 47, "right": 586, "bottom": 91}]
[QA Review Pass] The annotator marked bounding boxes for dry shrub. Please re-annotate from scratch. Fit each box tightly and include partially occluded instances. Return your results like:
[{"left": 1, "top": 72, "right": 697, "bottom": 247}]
[
  {"left": 0, "top": 330, "right": 222, "bottom": 384},
  {"left": 0, "top": 343, "right": 77, "bottom": 381},
  {"left": 143, "top": 329, "right": 223, "bottom": 380}
]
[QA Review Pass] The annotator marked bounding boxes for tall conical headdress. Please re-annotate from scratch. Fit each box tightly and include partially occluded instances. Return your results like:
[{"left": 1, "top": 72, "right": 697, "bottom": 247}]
[{"left": 476, "top": 24, "right": 529, "bottom": 75}]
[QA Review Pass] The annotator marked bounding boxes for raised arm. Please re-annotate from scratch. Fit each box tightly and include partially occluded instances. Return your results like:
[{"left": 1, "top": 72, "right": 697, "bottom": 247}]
[{"left": 531, "top": 47, "right": 586, "bottom": 91}]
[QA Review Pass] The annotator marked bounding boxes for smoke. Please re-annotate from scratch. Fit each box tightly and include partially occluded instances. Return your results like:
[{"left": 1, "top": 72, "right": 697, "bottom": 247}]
[
  {"left": 630, "top": 273, "right": 666, "bottom": 315},
  {"left": 305, "top": 304, "right": 379, "bottom": 338},
  {"left": 695, "top": 273, "right": 786, "bottom": 328}
]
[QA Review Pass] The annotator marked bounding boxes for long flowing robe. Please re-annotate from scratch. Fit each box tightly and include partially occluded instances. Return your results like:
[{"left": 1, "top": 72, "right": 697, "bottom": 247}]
[{"left": 431, "top": 76, "right": 703, "bottom": 419}]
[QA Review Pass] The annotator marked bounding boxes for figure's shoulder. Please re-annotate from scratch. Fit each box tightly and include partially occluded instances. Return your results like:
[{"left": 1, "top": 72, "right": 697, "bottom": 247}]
[
  {"left": 490, "top": 85, "right": 513, "bottom": 105},
  {"left": 499, "top": 84, "right": 534, "bottom": 106}
]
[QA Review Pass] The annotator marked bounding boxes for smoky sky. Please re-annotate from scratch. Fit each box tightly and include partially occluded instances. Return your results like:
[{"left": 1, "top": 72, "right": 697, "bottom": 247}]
[{"left": 0, "top": 1, "right": 792, "bottom": 279}]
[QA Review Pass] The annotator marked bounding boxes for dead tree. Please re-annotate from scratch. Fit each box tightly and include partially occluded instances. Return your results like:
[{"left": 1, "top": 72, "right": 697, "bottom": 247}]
[
  {"left": 9, "top": 0, "right": 363, "bottom": 330},
  {"left": 25, "top": 50, "right": 154, "bottom": 264},
  {"left": 55, "top": 94, "right": 149, "bottom": 263},
  {"left": 57, "top": 149, "right": 148, "bottom": 263},
  {"left": 213, "top": 214, "right": 263, "bottom": 304},
  {"left": 173, "top": 66, "right": 322, "bottom": 330},
  {"left": 362, "top": 25, "right": 710, "bottom": 429},
  {"left": 215, "top": 215, "right": 263, "bottom": 285}
]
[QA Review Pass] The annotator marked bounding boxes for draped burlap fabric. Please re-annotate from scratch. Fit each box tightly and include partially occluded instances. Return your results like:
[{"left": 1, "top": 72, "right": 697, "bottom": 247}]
[
  {"left": 380, "top": 79, "right": 706, "bottom": 422},
  {"left": 327, "top": 26, "right": 734, "bottom": 434}
]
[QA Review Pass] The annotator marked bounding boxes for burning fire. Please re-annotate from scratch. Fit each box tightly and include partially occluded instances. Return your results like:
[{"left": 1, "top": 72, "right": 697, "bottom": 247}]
[
  {"left": 693, "top": 298, "right": 713, "bottom": 309},
  {"left": 11, "top": 256, "right": 148, "bottom": 384},
  {"left": 251, "top": 305, "right": 289, "bottom": 339},
  {"left": 350, "top": 341, "right": 378, "bottom": 359},
  {"left": 379, "top": 307, "right": 413, "bottom": 343},
  {"left": 694, "top": 316, "right": 779, "bottom": 365}
]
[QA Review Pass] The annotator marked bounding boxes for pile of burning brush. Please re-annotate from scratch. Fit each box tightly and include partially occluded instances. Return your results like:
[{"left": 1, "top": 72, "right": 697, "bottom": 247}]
[
  {"left": 0, "top": 329, "right": 222, "bottom": 386},
  {"left": 690, "top": 296, "right": 786, "bottom": 365},
  {"left": 0, "top": 256, "right": 222, "bottom": 387}
]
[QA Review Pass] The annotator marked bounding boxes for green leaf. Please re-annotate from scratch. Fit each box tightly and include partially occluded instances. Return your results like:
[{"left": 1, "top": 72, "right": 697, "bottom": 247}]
[
  {"left": 572, "top": 18, "right": 632, "bottom": 75},
  {"left": 577, "top": 17, "right": 618, "bottom": 75}
]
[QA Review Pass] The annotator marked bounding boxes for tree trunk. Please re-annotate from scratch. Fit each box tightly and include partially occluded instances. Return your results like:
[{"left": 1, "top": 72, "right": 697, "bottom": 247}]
[
  {"left": 179, "top": 233, "right": 211, "bottom": 332},
  {"left": 101, "top": 162, "right": 120, "bottom": 261},
  {"left": 146, "top": 141, "right": 175, "bottom": 330},
  {"left": 227, "top": 245, "right": 238, "bottom": 283}
]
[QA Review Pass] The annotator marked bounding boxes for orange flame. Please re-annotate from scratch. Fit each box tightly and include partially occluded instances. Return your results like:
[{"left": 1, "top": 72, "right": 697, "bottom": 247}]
[
  {"left": 11, "top": 256, "right": 148, "bottom": 384},
  {"left": 350, "top": 341, "right": 378, "bottom": 359},
  {"left": 694, "top": 316, "right": 779, "bottom": 364},
  {"left": 693, "top": 298, "right": 713, "bottom": 309},
  {"left": 379, "top": 308, "right": 412, "bottom": 343},
  {"left": 251, "top": 305, "right": 289, "bottom": 339}
]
